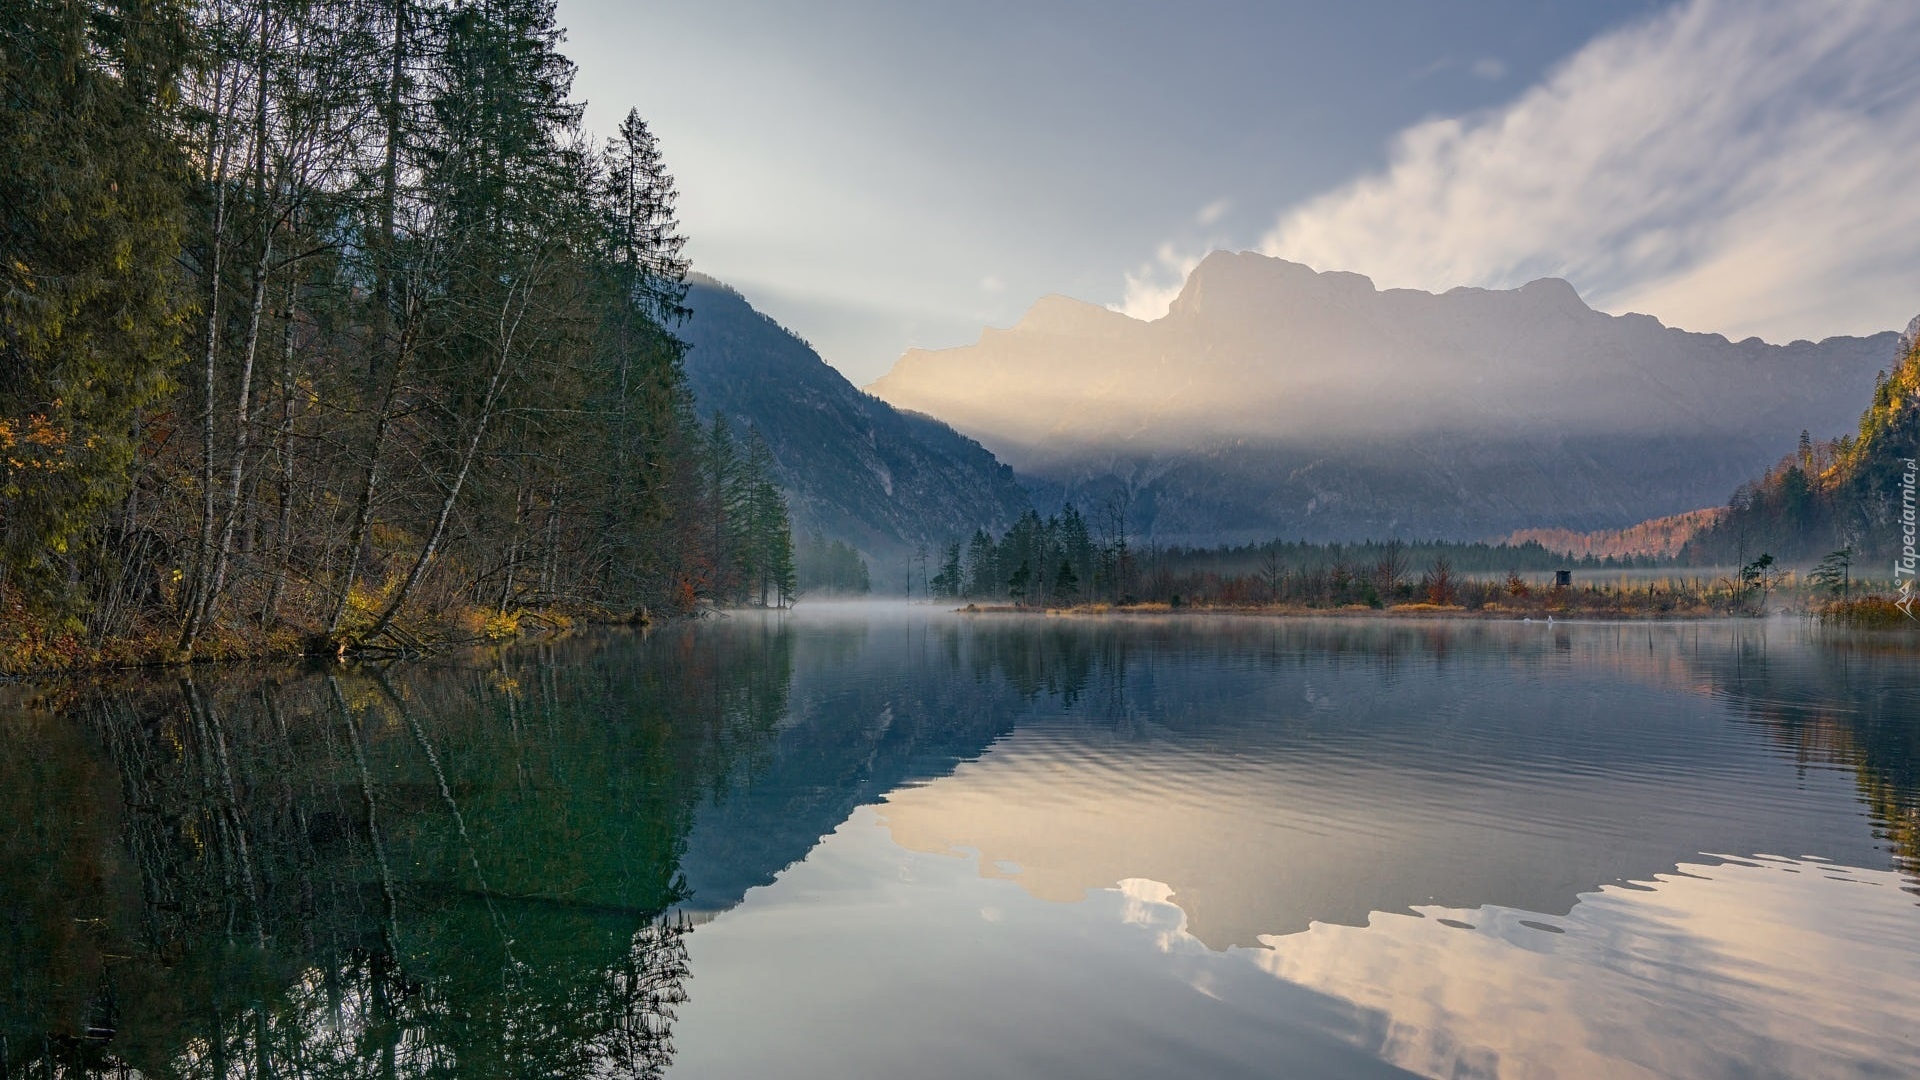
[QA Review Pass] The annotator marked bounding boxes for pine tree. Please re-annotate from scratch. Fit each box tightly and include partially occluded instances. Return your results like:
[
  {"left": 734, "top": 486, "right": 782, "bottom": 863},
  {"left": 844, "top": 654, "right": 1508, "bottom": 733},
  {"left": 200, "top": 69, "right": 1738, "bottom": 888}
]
[
  {"left": 1, "top": 0, "right": 197, "bottom": 613},
  {"left": 930, "top": 541, "right": 962, "bottom": 599},
  {"left": 702, "top": 413, "right": 741, "bottom": 600},
  {"left": 964, "top": 528, "right": 996, "bottom": 598},
  {"left": 1054, "top": 558, "right": 1078, "bottom": 602},
  {"left": 3, "top": 0, "right": 713, "bottom": 655},
  {"left": 605, "top": 108, "right": 689, "bottom": 325}
]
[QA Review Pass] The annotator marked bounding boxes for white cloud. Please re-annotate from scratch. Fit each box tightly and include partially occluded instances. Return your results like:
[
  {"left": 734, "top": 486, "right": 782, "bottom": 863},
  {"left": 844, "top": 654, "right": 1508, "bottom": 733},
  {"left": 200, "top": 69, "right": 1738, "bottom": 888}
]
[
  {"left": 1114, "top": 242, "right": 1206, "bottom": 321},
  {"left": 1196, "top": 198, "right": 1232, "bottom": 227},
  {"left": 1468, "top": 56, "right": 1506, "bottom": 80},
  {"left": 1259, "top": 0, "right": 1920, "bottom": 343},
  {"left": 979, "top": 274, "right": 1006, "bottom": 294}
]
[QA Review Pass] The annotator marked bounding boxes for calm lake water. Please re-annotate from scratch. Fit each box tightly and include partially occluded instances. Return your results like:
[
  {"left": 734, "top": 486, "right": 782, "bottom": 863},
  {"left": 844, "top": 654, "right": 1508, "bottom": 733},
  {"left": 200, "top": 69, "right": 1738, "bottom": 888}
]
[{"left": 5, "top": 607, "right": 1919, "bottom": 1078}]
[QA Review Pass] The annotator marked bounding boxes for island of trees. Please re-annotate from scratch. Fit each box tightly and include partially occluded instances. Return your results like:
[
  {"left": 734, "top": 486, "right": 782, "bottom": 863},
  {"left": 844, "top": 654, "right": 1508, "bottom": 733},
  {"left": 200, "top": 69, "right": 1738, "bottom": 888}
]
[{"left": 2, "top": 0, "right": 793, "bottom": 672}]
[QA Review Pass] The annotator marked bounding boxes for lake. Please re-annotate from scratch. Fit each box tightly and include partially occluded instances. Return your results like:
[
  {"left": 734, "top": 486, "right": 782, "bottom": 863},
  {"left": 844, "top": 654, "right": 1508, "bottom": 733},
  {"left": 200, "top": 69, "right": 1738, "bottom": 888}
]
[{"left": 5, "top": 606, "right": 1918, "bottom": 1078}]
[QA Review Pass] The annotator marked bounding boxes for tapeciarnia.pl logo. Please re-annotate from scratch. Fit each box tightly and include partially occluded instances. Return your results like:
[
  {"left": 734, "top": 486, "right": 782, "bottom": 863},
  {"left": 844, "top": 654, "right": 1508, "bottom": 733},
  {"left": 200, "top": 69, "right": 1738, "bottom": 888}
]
[{"left": 1898, "top": 457, "right": 1918, "bottom": 619}]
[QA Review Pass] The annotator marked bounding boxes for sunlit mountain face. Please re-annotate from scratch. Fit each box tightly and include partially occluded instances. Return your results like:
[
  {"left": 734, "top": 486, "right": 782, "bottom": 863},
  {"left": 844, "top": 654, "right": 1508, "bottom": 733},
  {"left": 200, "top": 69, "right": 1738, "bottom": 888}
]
[{"left": 868, "top": 252, "right": 1906, "bottom": 542}]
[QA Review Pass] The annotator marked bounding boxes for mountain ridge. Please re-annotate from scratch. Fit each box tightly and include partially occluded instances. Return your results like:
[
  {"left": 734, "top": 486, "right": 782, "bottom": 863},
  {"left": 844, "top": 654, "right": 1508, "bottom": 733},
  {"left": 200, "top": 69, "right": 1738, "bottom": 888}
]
[
  {"left": 679, "top": 275, "right": 1033, "bottom": 569},
  {"left": 867, "top": 250, "right": 1906, "bottom": 543}
]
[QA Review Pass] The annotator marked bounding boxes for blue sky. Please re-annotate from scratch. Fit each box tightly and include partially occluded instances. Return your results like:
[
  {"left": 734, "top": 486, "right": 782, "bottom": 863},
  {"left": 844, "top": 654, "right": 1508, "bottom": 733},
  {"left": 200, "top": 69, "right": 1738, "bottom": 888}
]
[{"left": 559, "top": 0, "right": 1920, "bottom": 385}]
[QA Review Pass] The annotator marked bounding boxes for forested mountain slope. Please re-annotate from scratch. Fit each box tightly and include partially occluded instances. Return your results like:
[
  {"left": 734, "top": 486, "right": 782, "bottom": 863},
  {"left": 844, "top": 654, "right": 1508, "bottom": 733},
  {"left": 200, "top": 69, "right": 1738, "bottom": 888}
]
[
  {"left": 1684, "top": 320, "right": 1920, "bottom": 567},
  {"left": 680, "top": 276, "right": 1031, "bottom": 569}
]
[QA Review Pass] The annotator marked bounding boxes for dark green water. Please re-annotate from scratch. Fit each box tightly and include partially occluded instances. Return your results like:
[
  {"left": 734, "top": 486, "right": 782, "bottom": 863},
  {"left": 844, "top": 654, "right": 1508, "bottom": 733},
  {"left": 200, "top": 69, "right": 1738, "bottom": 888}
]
[{"left": 5, "top": 608, "right": 1919, "bottom": 1078}]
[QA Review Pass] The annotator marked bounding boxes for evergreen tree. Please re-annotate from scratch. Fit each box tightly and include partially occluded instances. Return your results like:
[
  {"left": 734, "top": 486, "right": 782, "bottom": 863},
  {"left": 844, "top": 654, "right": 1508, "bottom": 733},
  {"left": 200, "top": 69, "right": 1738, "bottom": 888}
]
[
  {"left": 605, "top": 108, "right": 689, "bottom": 325},
  {"left": 2, "top": 0, "right": 720, "bottom": 660},
  {"left": 963, "top": 528, "right": 996, "bottom": 598},
  {"left": 740, "top": 428, "right": 792, "bottom": 606},
  {"left": 797, "top": 533, "right": 869, "bottom": 596},
  {"left": 930, "top": 541, "right": 962, "bottom": 599},
  {"left": 1, "top": 0, "right": 196, "bottom": 612},
  {"left": 1054, "top": 558, "right": 1078, "bottom": 602},
  {"left": 702, "top": 412, "right": 741, "bottom": 600}
]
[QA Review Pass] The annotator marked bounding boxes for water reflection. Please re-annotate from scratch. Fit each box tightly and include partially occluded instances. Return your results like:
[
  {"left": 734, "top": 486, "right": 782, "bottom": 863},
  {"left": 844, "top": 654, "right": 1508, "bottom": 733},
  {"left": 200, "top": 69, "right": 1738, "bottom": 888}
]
[
  {"left": 870, "top": 618, "right": 1893, "bottom": 946},
  {"left": 5, "top": 611, "right": 1919, "bottom": 1079},
  {"left": 2, "top": 624, "right": 791, "bottom": 1078}
]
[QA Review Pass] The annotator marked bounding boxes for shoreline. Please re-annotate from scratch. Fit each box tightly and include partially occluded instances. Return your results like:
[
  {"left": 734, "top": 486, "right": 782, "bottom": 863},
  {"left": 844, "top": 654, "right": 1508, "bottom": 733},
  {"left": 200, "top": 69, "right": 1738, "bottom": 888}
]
[
  {"left": 0, "top": 611, "right": 657, "bottom": 683},
  {"left": 960, "top": 602, "right": 1728, "bottom": 621},
  {"left": 955, "top": 600, "right": 1917, "bottom": 626}
]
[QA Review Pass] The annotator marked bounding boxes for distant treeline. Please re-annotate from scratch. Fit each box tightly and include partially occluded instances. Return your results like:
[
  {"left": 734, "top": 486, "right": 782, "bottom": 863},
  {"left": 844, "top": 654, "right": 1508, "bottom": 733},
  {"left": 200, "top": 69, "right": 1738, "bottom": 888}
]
[
  {"left": 703, "top": 416, "right": 797, "bottom": 609},
  {"left": 1, "top": 0, "right": 789, "bottom": 666},
  {"left": 925, "top": 507, "right": 1658, "bottom": 608},
  {"left": 797, "top": 533, "right": 871, "bottom": 595},
  {"left": 1139, "top": 537, "right": 1667, "bottom": 578}
]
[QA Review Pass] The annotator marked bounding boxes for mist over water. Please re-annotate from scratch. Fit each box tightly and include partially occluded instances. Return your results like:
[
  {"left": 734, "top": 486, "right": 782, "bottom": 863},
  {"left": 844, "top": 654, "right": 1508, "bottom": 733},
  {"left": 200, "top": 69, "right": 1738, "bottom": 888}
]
[{"left": 6, "top": 607, "right": 1919, "bottom": 1078}]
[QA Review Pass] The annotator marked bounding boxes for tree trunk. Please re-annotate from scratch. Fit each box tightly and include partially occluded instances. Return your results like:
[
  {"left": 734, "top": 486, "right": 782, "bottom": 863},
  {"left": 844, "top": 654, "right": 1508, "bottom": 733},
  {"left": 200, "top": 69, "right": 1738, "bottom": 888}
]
[
  {"left": 182, "top": 133, "right": 231, "bottom": 648},
  {"left": 262, "top": 281, "right": 299, "bottom": 625},
  {"left": 192, "top": 4, "right": 280, "bottom": 639},
  {"left": 194, "top": 224, "right": 274, "bottom": 635},
  {"left": 359, "top": 277, "right": 529, "bottom": 643},
  {"left": 327, "top": 311, "right": 415, "bottom": 635},
  {"left": 497, "top": 483, "right": 525, "bottom": 614}
]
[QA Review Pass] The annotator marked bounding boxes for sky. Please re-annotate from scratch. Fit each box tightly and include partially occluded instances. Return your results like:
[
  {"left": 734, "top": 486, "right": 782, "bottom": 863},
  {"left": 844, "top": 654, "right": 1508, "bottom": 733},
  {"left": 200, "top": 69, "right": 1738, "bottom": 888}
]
[{"left": 558, "top": 0, "right": 1920, "bottom": 386}]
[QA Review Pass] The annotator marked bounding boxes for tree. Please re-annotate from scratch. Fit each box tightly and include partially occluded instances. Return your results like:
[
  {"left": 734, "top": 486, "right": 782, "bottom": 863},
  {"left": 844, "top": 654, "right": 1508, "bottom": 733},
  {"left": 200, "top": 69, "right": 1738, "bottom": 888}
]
[
  {"left": 1259, "top": 548, "right": 1285, "bottom": 601},
  {"left": 739, "top": 429, "right": 792, "bottom": 606},
  {"left": 3, "top": 0, "right": 719, "bottom": 659},
  {"left": 1, "top": 0, "right": 196, "bottom": 614},
  {"left": 1809, "top": 547, "right": 1853, "bottom": 599},
  {"left": 1738, "top": 553, "right": 1777, "bottom": 613},
  {"left": 1054, "top": 558, "right": 1078, "bottom": 603},
  {"left": 604, "top": 108, "right": 689, "bottom": 325},
  {"left": 930, "top": 541, "right": 962, "bottom": 599},
  {"left": 964, "top": 529, "right": 996, "bottom": 598},
  {"left": 701, "top": 413, "right": 741, "bottom": 600},
  {"left": 796, "top": 534, "right": 868, "bottom": 596},
  {"left": 1424, "top": 556, "right": 1457, "bottom": 605},
  {"left": 1373, "top": 540, "right": 1408, "bottom": 598}
]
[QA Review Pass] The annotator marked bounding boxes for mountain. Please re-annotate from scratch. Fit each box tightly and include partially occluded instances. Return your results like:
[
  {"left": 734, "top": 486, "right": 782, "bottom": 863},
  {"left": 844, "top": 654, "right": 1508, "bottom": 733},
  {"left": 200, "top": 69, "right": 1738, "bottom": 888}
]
[
  {"left": 679, "top": 275, "right": 1032, "bottom": 568},
  {"left": 868, "top": 251, "right": 1907, "bottom": 543},
  {"left": 1681, "top": 328, "right": 1920, "bottom": 567},
  {"left": 1502, "top": 509, "right": 1724, "bottom": 561}
]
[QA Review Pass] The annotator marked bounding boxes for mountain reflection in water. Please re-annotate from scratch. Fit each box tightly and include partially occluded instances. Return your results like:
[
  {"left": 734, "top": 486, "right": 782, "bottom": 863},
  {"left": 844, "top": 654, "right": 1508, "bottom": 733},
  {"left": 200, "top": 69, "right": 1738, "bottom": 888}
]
[{"left": 5, "top": 609, "right": 1918, "bottom": 1079}]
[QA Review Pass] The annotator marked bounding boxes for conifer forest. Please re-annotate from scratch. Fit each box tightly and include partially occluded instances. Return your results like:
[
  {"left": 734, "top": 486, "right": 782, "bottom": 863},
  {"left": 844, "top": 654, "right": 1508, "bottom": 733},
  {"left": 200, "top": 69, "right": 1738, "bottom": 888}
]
[{"left": 2, "top": 0, "right": 794, "bottom": 667}]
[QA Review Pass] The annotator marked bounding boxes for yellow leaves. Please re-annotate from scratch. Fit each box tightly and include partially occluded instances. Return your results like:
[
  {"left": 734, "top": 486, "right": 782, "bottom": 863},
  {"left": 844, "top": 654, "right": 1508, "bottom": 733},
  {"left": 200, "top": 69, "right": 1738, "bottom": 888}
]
[
  {"left": 23, "top": 415, "right": 67, "bottom": 447},
  {"left": 484, "top": 610, "right": 521, "bottom": 640},
  {"left": 0, "top": 411, "right": 80, "bottom": 472},
  {"left": 345, "top": 580, "right": 392, "bottom": 617}
]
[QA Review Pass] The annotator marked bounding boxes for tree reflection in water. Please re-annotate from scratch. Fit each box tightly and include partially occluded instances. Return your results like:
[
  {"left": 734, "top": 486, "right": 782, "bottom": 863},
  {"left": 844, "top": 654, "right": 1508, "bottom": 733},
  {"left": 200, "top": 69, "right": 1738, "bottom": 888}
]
[
  {"left": 7, "top": 613, "right": 1919, "bottom": 1078},
  {"left": 0, "top": 622, "right": 793, "bottom": 1079},
  {"left": 1695, "top": 629, "right": 1920, "bottom": 889}
]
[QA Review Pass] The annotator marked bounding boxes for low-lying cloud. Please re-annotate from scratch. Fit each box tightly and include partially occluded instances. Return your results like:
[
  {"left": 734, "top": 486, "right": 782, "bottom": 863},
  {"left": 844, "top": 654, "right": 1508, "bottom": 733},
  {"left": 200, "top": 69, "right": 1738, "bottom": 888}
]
[
  {"left": 1259, "top": 0, "right": 1920, "bottom": 343},
  {"left": 1117, "top": 242, "right": 1207, "bottom": 322}
]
